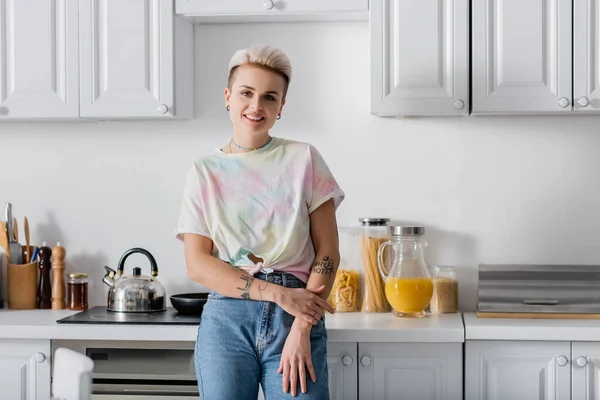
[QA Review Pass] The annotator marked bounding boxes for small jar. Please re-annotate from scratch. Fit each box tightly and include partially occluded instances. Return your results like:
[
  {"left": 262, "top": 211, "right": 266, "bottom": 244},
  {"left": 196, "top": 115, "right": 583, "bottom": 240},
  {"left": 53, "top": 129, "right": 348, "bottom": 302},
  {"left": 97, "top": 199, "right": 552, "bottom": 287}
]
[
  {"left": 328, "top": 227, "right": 361, "bottom": 312},
  {"left": 67, "top": 273, "right": 89, "bottom": 311},
  {"left": 359, "top": 218, "right": 391, "bottom": 312},
  {"left": 429, "top": 266, "right": 458, "bottom": 313}
]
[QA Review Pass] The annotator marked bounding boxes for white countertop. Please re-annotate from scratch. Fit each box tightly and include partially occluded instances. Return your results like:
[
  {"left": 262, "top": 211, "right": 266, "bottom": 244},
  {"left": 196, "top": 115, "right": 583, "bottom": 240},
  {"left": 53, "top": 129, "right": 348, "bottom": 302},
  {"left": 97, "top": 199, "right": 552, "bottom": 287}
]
[
  {"left": 0, "top": 309, "right": 465, "bottom": 343},
  {"left": 464, "top": 312, "right": 600, "bottom": 341}
]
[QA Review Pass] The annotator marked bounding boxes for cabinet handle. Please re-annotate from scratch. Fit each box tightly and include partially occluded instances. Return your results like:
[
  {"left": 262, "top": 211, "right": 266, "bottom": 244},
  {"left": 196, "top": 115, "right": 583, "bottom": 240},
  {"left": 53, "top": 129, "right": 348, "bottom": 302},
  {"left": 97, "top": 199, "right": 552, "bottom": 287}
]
[
  {"left": 342, "top": 356, "right": 353, "bottom": 366},
  {"left": 453, "top": 100, "right": 465, "bottom": 110},
  {"left": 157, "top": 104, "right": 169, "bottom": 114},
  {"left": 556, "top": 355, "right": 569, "bottom": 367},
  {"left": 558, "top": 97, "right": 570, "bottom": 108},
  {"left": 578, "top": 97, "right": 590, "bottom": 107},
  {"left": 263, "top": 0, "right": 275, "bottom": 10},
  {"left": 576, "top": 356, "right": 588, "bottom": 367},
  {"left": 360, "top": 356, "right": 372, "bottom": 366},
  {"left": 34, "top": 353, "right": 46, "bottom": 363},
  {"left": 0, "top": 106, "right": 8, "bottom": 116}
]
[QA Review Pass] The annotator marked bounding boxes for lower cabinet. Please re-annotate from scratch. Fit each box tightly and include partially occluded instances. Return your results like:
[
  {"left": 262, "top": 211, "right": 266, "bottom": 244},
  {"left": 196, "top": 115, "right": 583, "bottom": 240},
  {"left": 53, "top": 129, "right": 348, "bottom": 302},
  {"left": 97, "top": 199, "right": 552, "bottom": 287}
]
[
  {"left": 359, "top": 343, "right": 463, "bottom": 400},
  {"left": 0, "top": 339, "right": 51, "bottom": 400},
  {"left": 466, "top": 340, "right": 600, "bottom": 400},
  {"left": 328, "top": 342, "right": 359, "bottom": 400}
]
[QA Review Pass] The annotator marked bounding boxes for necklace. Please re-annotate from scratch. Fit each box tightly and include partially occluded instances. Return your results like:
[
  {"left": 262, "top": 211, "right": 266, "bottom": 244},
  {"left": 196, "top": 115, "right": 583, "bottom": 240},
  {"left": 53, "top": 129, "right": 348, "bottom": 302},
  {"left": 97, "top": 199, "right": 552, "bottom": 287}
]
[{"left": 230, "top": 136, "right": 273, "bottom": 152}]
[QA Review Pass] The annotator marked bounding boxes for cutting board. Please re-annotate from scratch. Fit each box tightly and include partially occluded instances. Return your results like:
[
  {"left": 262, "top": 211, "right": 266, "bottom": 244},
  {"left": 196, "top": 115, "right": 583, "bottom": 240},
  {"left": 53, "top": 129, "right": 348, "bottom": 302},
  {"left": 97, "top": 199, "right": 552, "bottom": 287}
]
[{"left": 477, "top": 312, "right": 600, "bottom": 320}]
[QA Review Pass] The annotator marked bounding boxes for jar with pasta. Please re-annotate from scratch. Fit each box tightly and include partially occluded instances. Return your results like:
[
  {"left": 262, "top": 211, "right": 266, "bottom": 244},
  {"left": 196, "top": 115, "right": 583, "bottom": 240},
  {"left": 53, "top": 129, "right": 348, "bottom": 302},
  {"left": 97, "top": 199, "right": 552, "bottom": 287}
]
[
  {"left": 359, "top": 218, "right": 391, "bottom": 312},
  {"left": 328, "top": 227, "right": 361, "bottom": 312}
]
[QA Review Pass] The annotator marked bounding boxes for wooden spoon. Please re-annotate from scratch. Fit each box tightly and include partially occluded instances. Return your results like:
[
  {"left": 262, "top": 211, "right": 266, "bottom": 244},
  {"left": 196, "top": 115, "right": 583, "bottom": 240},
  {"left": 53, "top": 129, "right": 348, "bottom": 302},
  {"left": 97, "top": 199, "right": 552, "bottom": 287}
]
[
  {"left": 24, "top": 217, "right": 30, "bottom": 263},
  {"left": 13, "top": 217, "right": 18, "bottom": 243}
]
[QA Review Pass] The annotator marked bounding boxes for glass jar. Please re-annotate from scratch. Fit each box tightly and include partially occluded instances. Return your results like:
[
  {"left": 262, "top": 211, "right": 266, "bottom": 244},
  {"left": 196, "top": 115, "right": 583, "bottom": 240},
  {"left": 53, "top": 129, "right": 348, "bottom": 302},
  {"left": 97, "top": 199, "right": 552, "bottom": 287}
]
[
  {"left": 359, "top": 218, "right": 391, "bottom": 312},
  {"left": 378, "top": 226, "right": 432, "bottom": 318},
  {"left": 429, "top": 266, "right": 458, "bottom": 313},
  {"left": 328, "top": 227, "right": 361, "bottom": 312},
  {"left": 67, "top": 272, "right": 89, "bottom": 311}
]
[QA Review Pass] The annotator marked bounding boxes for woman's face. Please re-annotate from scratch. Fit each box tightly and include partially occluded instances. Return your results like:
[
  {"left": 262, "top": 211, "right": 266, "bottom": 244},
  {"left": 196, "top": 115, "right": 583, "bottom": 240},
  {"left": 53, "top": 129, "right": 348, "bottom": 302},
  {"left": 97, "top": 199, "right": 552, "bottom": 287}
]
[{"left": 225, "top": 64, "right": 286, "bottom": 138}]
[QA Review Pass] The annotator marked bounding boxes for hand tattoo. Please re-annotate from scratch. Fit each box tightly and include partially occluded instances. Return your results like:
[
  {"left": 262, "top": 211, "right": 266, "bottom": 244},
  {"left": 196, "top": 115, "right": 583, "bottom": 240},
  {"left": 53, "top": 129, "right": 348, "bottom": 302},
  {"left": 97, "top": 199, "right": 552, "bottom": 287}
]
[
  {"left": 237, "top": 275, "right": 255, "bottom": 299},
  {"left": 312, "top": 256, "right": 335, "bottom": 277},
  {"left": 257, "top": 281, "right": 269, "bottom": 301}
]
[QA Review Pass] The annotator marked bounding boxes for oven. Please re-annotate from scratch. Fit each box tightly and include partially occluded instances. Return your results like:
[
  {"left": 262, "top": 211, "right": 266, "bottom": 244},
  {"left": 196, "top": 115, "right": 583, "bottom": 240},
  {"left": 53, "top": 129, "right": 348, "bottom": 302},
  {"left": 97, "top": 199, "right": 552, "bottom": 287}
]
[{"left": 52, "top": 340, "right": 198, "bottom": 399}]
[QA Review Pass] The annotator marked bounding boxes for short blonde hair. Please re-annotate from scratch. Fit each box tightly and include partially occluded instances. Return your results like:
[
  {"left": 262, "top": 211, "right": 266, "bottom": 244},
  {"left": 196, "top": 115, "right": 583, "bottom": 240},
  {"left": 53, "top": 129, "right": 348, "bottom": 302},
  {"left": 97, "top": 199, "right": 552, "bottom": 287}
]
[{"left": 227, "top": 44, "right": 292, "bottom": 97}]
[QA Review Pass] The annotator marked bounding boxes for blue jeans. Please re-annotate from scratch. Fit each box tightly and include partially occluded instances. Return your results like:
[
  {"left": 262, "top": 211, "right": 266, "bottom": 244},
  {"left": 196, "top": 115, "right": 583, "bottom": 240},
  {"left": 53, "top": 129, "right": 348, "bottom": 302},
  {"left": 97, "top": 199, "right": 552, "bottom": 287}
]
[{"left": 194, "top": 272, "right": 329, "bottom": 399}]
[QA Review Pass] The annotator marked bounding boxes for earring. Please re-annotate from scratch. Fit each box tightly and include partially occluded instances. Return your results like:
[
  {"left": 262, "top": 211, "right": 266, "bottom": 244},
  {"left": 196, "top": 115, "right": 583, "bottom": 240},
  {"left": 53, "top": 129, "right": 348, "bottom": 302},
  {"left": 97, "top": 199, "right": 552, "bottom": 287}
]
[
  {"left": 226, "top": 105, "right": 230, "bottom": 111},
  {"left": 277, "top": 114, "right": 281, "bottom": 120}
]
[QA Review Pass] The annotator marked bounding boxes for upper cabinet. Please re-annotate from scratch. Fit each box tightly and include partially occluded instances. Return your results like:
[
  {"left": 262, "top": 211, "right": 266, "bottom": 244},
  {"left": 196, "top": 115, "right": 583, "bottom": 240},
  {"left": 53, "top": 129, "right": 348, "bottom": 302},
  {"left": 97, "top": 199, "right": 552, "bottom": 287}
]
[
  {"left": 176, "top": 0, "right": 369, "bottom": 22},
  {"left": 79, "top": 0, "right": 193, "bottom": 119},
  {"left": 370, "top": 0, "right": 469, "bottom": 117},
  {"left": 574, "top": 0, "right": 600, "bottom": 112},
  {"left": 0, "top": 0, "right": 79, "bottom": 120},
  {"left": 473, "top": 0, "right": 600, "bottom": 114}
]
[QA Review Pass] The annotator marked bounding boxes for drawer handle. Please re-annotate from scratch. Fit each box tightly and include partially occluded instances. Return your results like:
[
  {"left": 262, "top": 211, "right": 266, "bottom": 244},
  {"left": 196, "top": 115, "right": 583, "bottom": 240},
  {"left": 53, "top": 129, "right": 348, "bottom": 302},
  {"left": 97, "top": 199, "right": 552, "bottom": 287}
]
[
  {"left": 263, "top": 0, "right": 275, "bottom": 10},
  {"left": 342, "top": 356, "right": 353, "bottom": 366},
  {"left": 578, "top": 97, "right": 590, "bottom": 107},
  {"left": 576, "top": 356, "right": 588, "bottom": 367},
  {"left": 34, "top": 353, "right": 46, "bottom": 363},
  {"left": 360, "top": 356, "right": 371, "bottom": 366},
  {"left": 556, "top": 355, "right": 569, "bottom": 367}
]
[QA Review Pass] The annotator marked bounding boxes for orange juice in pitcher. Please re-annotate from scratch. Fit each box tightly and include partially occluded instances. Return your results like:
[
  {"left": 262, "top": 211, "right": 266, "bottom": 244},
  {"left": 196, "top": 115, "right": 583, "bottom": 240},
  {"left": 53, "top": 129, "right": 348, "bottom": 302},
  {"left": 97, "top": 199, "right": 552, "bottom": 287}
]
[{"left": 378, "top": 226, "right": 433, "bottom": 318}]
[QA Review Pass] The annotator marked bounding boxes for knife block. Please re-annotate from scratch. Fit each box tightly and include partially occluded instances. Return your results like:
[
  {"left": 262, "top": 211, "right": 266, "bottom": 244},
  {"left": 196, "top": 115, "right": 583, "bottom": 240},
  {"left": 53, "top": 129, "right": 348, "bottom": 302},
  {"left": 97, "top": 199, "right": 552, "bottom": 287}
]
[{"left": 7, "top": 246, "right": 38, "bottom": 310}]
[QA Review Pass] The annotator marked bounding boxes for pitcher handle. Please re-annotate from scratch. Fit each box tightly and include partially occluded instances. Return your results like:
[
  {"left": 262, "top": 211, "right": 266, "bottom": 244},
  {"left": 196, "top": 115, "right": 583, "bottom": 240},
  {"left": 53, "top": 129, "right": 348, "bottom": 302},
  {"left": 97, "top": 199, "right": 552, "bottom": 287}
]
[{"left": 377, "top": 241, "right": 394, "bottom": 281}]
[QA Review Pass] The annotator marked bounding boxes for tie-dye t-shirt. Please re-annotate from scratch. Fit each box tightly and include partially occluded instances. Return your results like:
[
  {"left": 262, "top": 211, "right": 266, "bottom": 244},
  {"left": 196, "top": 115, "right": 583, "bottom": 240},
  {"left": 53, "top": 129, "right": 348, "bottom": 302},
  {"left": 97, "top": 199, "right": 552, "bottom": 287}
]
[{"left": 175, "top": 137, "right": 345, "bottom": 282}]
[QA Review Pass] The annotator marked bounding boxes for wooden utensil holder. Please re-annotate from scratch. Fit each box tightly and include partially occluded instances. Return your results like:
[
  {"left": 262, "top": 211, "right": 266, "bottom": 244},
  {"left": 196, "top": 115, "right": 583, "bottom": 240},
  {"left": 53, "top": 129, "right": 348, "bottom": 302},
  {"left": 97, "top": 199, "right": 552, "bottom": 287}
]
[{"left": 7, "top": 246, "right": 38, "bottom": 310}]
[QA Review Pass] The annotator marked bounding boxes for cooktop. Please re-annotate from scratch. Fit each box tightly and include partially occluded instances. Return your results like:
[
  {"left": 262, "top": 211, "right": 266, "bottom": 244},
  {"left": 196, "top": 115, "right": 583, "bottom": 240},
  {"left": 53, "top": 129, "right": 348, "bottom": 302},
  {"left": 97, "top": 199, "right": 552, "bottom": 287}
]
[{"left": 56, "top": 306, "right": 201, "bottom": 325}]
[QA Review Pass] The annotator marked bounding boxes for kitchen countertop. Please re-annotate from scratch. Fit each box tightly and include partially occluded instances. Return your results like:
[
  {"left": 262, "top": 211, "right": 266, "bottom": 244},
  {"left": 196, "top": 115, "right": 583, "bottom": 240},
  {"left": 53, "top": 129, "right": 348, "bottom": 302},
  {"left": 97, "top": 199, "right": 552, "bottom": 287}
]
[
  {"left": 464, "top": 312, "right": 600, "bottom": 341},
  {"left": 0, "top": 308, "right": 465, "bottom": 343}
]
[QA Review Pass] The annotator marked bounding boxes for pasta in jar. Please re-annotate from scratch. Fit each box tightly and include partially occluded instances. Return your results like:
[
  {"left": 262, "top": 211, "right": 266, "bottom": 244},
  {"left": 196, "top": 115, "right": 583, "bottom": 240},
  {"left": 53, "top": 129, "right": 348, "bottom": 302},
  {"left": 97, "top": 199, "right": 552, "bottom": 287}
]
[{"left": 329, "top": 269, "right": 360, "bottom": 312}]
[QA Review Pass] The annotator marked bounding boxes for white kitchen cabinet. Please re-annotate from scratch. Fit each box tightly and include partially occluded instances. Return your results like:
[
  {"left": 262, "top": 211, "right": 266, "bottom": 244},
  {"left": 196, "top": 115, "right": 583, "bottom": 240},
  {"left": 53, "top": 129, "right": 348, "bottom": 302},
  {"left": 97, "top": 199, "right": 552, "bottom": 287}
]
[
  {"left": 572, "top": 342, "right": 600, "bottom": 400},
  {"left": 472, "top": 0, "right": 573, "bottom": 114},
  {"left": 370, "top": 0, "right": 469, "bottom": 117},
  {"left": 359, "top": 342, "right": 462, "bottom": 400},
  {"left": 466, "top": 340, "right": 571, "bottom": 400},
  {"left": 0, "top": 339, "right": 51, "bottom": 400},
  {"left": 0, "top": 0, "right": 79, "bottom": 120},
  {"left": 328, "top": 342, "right": 358, "bottom": 400},
  {"left": 573, "top": 0, "right": 600, "bottom": 112},
  {"left": 79, "top": 0, "right": 194, "bottom": 119},
  {"left": 176, "top": 0, "right": 368, "bottom": 22}
]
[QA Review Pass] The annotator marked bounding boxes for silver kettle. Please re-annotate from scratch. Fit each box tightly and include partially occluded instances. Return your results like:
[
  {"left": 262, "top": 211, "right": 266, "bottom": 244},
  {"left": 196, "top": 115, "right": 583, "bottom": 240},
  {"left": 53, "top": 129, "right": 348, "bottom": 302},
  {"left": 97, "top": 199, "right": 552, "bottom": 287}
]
[{"left": 102, "top": 248, "right": 166, "bottom": 312}]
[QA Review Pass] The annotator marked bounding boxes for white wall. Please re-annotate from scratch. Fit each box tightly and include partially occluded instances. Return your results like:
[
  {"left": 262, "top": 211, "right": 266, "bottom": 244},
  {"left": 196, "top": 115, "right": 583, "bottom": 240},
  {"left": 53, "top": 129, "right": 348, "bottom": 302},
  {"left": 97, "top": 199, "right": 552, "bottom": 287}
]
[{"left": 1, "top": 21, "right": 600, "bottom": 311}]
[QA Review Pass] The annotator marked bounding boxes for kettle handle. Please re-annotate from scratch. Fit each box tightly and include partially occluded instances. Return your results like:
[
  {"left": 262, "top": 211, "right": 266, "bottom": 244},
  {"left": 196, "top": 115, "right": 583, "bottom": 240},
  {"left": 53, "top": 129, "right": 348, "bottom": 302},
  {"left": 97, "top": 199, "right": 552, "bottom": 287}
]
[
  {"left": 377, "top": 241, "right": 395, "bottom": 282},
  {"left": 117, "top": 248, "right": 159, "bottom": 277}
]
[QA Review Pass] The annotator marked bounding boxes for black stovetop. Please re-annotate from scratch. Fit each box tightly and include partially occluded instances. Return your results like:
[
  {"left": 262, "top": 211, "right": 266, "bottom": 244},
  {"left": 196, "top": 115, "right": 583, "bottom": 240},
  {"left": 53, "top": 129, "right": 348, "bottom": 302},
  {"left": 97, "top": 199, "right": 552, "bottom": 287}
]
[{"left": 57, "top": 306, "right": 201, "bottom": 325}]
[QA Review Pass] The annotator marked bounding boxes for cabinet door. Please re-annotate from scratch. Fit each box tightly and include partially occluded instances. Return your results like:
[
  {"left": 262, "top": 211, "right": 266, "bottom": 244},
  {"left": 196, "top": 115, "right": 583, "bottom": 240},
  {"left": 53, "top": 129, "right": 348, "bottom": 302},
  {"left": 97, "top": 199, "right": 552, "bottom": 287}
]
[
  {"left": 0, "top": 0, "right": 79, "bottom": 120},
  {"left": 79, "top": 0, "right": 175, "bottom": 118},
  {"left": 327, "top": 342, "right": 358, "bottom": 400},
  {"left": 574, "top": 0, "right": 600, "bottom": 112},
  {"left": 176, "top": 0, "right": 368, "bottom": 16},
  {"left": 572, "top": 342, "right": 600, "bottom": 400},
  {"left": 358, "top": 343, "right": 462, "bottom": 400},
  {"left": 472, "top": 0, "right": 573, "bottom": 114},
  {"left": 370, "top": 0, "right": 469, "bottom": 116},
  {"left": 466, "top": 340, "right": 571, "bottom": 400},
  {"left": 0, "top": 340, "right": 51, "bottom": 400}
]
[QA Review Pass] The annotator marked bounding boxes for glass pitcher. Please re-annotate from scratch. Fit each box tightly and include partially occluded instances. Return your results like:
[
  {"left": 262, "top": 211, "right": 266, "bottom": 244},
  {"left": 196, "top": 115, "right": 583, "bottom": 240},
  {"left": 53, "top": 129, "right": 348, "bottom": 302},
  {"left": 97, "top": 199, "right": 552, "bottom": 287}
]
[{"left": 377, "top": 226, "right": 433, "bottom": 318}]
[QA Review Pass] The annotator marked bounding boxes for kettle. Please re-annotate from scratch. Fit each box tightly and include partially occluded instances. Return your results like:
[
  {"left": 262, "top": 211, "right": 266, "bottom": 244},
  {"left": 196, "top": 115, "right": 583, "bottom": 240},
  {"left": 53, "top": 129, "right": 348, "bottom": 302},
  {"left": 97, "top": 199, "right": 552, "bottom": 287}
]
[{"left": 102, "top": 247, "right": 166, "bottom": 312}]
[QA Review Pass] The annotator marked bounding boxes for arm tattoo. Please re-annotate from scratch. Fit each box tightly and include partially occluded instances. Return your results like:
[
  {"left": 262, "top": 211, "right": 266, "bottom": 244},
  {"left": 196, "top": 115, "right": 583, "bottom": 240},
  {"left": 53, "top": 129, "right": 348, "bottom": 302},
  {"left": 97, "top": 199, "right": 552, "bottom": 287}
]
[
  {"left": 312, "top": 256, "right": 335, "bottom": 277},
  {"left": 257, "top": 281, "right": 269, "bottom": 301},
  {"left": 237, "top": 275, "right": 255, "bottom": 299}
]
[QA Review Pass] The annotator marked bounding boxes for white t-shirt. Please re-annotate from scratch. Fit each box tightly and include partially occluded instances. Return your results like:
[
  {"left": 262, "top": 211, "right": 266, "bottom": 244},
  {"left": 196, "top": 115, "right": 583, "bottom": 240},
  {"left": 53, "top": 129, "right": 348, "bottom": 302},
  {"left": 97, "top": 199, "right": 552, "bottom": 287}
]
[{"left": 175, "top": 137, "right": 345, "bottom": 282}]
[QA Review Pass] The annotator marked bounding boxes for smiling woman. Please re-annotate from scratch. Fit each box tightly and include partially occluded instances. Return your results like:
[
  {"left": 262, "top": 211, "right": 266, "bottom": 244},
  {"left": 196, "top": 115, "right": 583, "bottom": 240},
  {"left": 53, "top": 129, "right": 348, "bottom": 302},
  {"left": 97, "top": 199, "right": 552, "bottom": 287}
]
[{"left": 175, "top": 44, "right": 345, "bottom": 400}]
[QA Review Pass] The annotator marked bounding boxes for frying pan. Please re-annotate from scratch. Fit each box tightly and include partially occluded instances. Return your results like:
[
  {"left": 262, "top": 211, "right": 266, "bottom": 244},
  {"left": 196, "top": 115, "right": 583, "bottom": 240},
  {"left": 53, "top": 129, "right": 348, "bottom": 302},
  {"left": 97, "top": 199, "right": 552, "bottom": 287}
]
[{"left": 170, "top": 293, "right": 209, "bottom": 315}]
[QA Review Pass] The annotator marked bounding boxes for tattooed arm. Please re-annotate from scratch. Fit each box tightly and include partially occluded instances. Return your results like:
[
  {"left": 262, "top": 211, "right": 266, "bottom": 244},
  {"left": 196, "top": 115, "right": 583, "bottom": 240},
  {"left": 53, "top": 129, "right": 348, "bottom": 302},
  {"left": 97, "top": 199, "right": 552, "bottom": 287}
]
[{"left": 183, "top": 233, "right": 332, "bottom": 325}]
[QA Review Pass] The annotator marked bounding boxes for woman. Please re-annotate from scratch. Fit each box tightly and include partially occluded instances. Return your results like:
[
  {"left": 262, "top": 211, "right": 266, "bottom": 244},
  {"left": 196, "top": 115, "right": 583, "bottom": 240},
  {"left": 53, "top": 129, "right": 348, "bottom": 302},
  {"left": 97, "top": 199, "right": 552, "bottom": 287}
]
[{"left": 176, "top": 44, "right": 344, "bottom": 399}]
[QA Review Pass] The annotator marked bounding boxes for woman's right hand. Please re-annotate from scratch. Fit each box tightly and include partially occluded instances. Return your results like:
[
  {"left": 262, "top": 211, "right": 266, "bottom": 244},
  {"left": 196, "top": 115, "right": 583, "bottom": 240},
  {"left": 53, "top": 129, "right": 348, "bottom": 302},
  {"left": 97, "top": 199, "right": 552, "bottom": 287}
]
[{"left": 276, "top": 285, "right": 335, "bottom": 325}]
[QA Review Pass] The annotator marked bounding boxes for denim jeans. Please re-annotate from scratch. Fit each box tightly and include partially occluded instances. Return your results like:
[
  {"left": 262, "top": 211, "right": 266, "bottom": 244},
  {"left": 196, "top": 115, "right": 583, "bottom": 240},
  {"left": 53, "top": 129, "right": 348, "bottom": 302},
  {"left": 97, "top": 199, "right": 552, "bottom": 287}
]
[{"left": 194, "top": 272, "right": 329, "bottom": 399}]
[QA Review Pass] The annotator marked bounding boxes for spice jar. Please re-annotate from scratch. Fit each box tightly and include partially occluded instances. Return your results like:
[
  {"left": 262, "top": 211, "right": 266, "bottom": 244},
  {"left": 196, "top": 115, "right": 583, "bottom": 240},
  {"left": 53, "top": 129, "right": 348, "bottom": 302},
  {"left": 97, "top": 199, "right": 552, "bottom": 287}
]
[
  {"left": 67, "top": 273, "right": 89, "bottom": 311},
  {"left": 359, "top": 218, "right": 391, "bottom": 312},
  {"left": 429, "top": 266, "right": 458, "bottom": 313},
  {"left": 328, "top": 227, "right": 361, "bottom": 312}
]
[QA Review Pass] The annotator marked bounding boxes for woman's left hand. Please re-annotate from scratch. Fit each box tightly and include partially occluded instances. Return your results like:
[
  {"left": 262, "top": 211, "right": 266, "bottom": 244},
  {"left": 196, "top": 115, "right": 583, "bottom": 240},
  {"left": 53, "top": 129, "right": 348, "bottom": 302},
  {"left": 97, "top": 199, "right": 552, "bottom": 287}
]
[{"left": 278, "top": 320, "right": 316, "bottom": 396}]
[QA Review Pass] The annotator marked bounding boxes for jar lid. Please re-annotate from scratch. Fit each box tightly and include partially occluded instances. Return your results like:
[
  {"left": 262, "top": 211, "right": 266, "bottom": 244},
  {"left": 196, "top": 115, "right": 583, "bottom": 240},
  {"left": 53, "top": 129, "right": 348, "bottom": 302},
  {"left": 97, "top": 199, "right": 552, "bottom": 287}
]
[
  {"left": 389, "top": 226, "right": 425, "bottom": 236},
  {"left": 68, "top": 272, "right": 88, "bottom": 279},
  {"left": 358, "top": 218, "right": 390, "bottom": 226}
]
